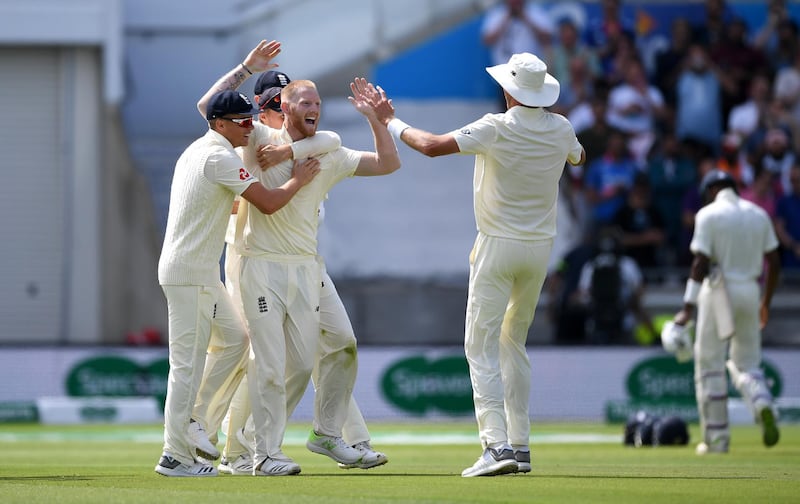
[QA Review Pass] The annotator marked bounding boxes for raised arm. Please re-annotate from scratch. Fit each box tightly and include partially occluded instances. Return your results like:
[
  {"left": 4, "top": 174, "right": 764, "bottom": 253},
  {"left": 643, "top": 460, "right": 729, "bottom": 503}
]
[
  {"left": 196, "top": 40, "right": 282, "bottom": 118},
  {"left": 369, "top": 83, "right": 459, "bottom": 158},
  {"left": 347, "top": 78, "right": 402, "bottom": 176}
]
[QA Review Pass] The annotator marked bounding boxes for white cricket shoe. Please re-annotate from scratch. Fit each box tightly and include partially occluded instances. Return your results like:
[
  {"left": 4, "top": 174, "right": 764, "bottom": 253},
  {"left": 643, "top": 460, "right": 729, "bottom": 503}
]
[
  {"left": 514, "top": 449, "right": 531, "bottom": 473},
  {"left": 188, "top": 419, "right": 220, "bottom": 460},
  {"left": 254, "top": 455, "right": 301, "bottom": 476},
  {"left": 461, "top": 447, "right": 518, "bottom": 477},
  {"left": 306, "top": 431, "right": 362, "bottom": 465},
  {"left": 218, "top": 454, "right": 254, "bottom": 476},
  {"left": 338, "top": 441, "right": 388, "bottom": 469},
  {"left": 154, "top": 452, "right": 218, "bottom": 477}
]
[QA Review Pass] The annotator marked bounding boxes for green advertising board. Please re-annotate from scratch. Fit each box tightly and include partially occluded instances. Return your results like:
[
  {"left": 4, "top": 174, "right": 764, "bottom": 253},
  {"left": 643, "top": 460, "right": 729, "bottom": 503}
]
[
  {"left": 381, "top": 355, "right": 473, "bottom": 415},
  {"left": 606, "top": 355, "right": 782, "bottom": 423},
  {"left": 65, "top": 355, "right": 170, "bottom": 410}
]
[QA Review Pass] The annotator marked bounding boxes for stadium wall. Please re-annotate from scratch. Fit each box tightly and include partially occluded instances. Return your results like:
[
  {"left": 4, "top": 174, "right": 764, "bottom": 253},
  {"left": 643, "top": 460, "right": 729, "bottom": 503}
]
[{"left": 1, "top": 347, "right": 797, "bottom": 423}]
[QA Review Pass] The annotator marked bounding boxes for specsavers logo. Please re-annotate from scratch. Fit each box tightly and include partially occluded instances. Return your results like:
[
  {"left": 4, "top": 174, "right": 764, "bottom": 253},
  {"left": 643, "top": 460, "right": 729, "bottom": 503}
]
[
  {"left": 66, "top": 356, "right": 169, "bottom": 409},
  {"left": 606, "top": 355, "right": 783, "bottom": 422},
  {"left": 626, "top": 356, "right": 782, "bottom": 403},
  {"left": 381, "top": 355, "right": 473, "bottom": 415}
]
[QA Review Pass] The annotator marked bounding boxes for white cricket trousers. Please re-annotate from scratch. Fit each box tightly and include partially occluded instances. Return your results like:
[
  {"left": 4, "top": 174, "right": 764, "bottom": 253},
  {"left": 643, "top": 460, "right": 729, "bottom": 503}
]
[
  {"left": 695, "top": 278, "right": 762, "bottom": 445},
  {"left": 315, "top": 266, "right": 359, "bottom": 441},
  {"left": 217, "top": 253, "right": 363, "bottom": 459},
  {"left": 239, "top": 254, "right": 321, "bottom": 465},
  {"left": 465, "top": 232, "right": 551, "bottom": 449},
  {"left": 160, "top": 282, "right": 249, "bottom": 466}
]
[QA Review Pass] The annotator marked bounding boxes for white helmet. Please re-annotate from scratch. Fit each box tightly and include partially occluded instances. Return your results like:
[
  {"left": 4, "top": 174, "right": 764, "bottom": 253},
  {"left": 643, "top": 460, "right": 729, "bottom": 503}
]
[{"left": 661, "top": 321, "right": 694, "bottom": 363}]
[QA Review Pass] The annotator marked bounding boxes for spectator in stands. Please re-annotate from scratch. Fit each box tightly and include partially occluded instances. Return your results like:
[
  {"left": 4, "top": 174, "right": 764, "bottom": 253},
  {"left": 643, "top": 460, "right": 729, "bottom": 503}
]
[
  {"left": 741, "top": 97, "right": 798, "bottom": 175},
  {"left": 716, "top": 132, "right": 751, "bottom": 187},
  {"left": 584, "top": 0, "right": 636, "bottom": 79},
  {"left": 576, "top": 90, "right": 613, "bottom": 159},
  {"left": 546, "top": 175, "right": 592, "bottom": 345},
  {"left": 647, "top": 133, "right": 697, "bottom": 266},
  {"left": 712, "top": 18, "right": 769, "bottom": 119},
  {"left": 606, "top": 58, "right": 667, "bottom": 167},
  {"left": 742, "top": 163, "right": 779, "bottom": 220},
  {"left": 692, "top": 0, "right": 735, "bottom": 49},
  {"left": 603, "top": 30, "right": 640, "bottom": 89},
  {"left": 775, "top": 163, "right": 800, "bottom": 272},
  {"left": 548, "top": 17, "right": 601, "bottom": 94},
  {"left": 753, "top": 0, "right": 796, "bottom": 73},
  {"left": 612, "top": 172, "right": 667, "bottom": 280},
  {"left": 758, "top": 127, "right": 796, "bottom": 197},
  {"left": 574, "top": 226, "right": 656, "bottom": 345},
  {"left": 481, "top": 0, "right": 554, "bottom": 110},
  {"left": 773, "top": 50, "right": 800, "bottom": 149},
  {"left": 585, "top": 128, "right": 638, "bottom": 225},
  {"left": 551, "top": 54, "right": 596, "bottom": 119},
  {"left": 653, "top": 17, "right": 694, "bottom": 106},
  {"left": 674, "top": 43, "right": 733, "bottom": 155},
  {"left": 763, "top": 18, "right": 798, "bottom": 75},
  {"left": 548, "top": 170, "right": 591, "bottom": 277},
  {"left": 728, "top": 73, "right": 772, "bottom": 140},
  {"left": 547, "top": 233, "right": 594, "bottom": 345},
  {"left": 680, "top": 157, "right": 716, "bottom": 266}
]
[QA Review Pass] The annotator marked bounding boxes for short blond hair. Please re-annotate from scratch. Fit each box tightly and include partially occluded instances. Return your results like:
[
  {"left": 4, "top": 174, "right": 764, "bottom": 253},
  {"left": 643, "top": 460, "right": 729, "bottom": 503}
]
[{"left": 281, "top": 80, "right": 318, "bottom": 104}]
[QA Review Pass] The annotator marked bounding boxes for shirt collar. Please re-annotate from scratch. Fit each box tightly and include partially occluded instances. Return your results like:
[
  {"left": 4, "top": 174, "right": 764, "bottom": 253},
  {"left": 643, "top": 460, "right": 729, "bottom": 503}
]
[
  {"left": 716, "top": 187, "right": 739, "bottom": 203},
  {"left": 205, "top": 128, "right": 236, "bottom": 152}
]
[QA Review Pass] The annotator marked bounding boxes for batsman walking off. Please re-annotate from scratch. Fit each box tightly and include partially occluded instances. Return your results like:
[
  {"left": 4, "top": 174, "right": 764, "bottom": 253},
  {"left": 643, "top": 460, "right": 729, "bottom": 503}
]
[
  {"left": 373, "top": 52, "right": 585, "bottom": 477},
  {"left": 672, "top": 169, "right": 781, "bottom": 455}
]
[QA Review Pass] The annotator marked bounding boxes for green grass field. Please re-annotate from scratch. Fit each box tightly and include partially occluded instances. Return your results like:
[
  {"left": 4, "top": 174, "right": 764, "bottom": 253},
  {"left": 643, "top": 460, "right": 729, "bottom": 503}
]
[{"left": 0, "top": 421, "right": 797, "bottom": 504}]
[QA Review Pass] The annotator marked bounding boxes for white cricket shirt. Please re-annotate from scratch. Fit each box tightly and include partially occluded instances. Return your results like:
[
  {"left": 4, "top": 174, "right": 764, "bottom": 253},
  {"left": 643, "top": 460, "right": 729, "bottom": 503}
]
[
  {"left": 452, "top": 106, "right": 583, "bottom": 240},
  {"left": 158, "top": 129, "right": 257, "bottom": 286},
  {"left": 691, "top": 188, "right": 779, "bottom": 282},
  {"left": 240, "top": 124, "right": 360, "bottom": 256}
]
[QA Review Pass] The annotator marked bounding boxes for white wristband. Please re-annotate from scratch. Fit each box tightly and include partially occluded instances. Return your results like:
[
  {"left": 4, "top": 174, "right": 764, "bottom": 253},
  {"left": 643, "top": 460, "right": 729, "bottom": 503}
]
[
  {"left": 683, "top": 279, "right": 701, "bottom": 305},
  {"left": 387, "top": 118, "right": 410, "bottom": 140}
]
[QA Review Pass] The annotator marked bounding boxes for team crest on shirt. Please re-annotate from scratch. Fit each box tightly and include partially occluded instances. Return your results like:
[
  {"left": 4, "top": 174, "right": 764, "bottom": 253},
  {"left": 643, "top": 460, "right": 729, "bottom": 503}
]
[
  {"left": 239, "top": 168, "right": 252, "bottom": 181},
  {"left": 460, "top": 128, "right": 471, "bottom": 135}
]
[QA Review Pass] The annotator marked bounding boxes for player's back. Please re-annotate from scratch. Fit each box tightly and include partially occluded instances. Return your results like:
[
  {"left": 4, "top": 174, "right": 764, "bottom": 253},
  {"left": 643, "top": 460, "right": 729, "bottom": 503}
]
[
  {"left": 694, "top": 189, "right": 773, "bottom": 281},
  {"left": 464, "top": 107, "right": 577, "bottom": 240}
]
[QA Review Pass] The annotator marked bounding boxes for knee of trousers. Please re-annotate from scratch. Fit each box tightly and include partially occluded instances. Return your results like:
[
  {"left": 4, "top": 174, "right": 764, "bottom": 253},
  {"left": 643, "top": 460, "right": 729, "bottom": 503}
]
[{"left": 696, "top": 371, "right": 727, "bottom": 402}]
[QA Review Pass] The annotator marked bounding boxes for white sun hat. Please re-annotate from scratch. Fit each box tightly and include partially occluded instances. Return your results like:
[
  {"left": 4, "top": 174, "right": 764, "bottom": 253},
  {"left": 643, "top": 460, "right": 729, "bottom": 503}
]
[{"left": 486, "top": 53, "right": 560, "bottom": 107}]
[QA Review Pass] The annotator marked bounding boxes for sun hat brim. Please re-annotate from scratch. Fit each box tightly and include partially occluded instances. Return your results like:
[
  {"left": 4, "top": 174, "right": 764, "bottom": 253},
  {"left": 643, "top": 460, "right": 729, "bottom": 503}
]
[{"left": 486, "top": 62, "right": 560, "bottom": 107}]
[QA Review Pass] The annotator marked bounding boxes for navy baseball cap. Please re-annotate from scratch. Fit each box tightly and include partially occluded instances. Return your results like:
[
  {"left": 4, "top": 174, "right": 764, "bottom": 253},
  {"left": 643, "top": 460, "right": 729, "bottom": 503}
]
[
  {"left": 254, "top": 70, "right": 291, "bottom": 95},
  {"left": 206, "top": 90, "right": 261, "bottom": 120},
  {"left": 699, "top": 169, "right": 736, "bottom": 196},
  {"left": 259, "top": 86, "right": 283, "bottom": 112}
]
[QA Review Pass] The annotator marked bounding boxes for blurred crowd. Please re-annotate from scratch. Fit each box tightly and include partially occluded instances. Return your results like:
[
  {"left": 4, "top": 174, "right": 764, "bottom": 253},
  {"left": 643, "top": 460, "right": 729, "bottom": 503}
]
[{"left": 482, "top": 0, "right": 800, "bottom": 344}]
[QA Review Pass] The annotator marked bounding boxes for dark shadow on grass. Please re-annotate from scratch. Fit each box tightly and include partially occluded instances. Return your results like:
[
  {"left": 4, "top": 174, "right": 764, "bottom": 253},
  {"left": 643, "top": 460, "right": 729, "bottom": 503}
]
[
  {"left": 538, "top": 474, "right": 762, "bottom": 480},
  {"left": 0, "top": 475, "right": 101, "bottom": 481},
  {"left": 293, "top": 473, "right": 761, "bottom": 480},
  {"left": 291, "top": 473, "right": 461, "bottom": 477}
]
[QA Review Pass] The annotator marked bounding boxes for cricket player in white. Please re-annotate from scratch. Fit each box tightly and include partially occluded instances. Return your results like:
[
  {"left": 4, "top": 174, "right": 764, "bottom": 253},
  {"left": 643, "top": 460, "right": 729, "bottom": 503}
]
[
  {"left": 155, "top": 85, "right": 320, "bottom": 477},
  {"left": 375, "top": 53, "right": 585, "bottom": 477},
  {"left": 672, "top": 169, "right": 781, "bottom": 454},
  {"left": 189, "top": 59, "right": 344, "bottom": 463},
  {"left": 234, "top": 76, "right": 400, "bottom": 476},
  {"left": 191, "top": 48, "right": 389, "bottom": 474}
]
